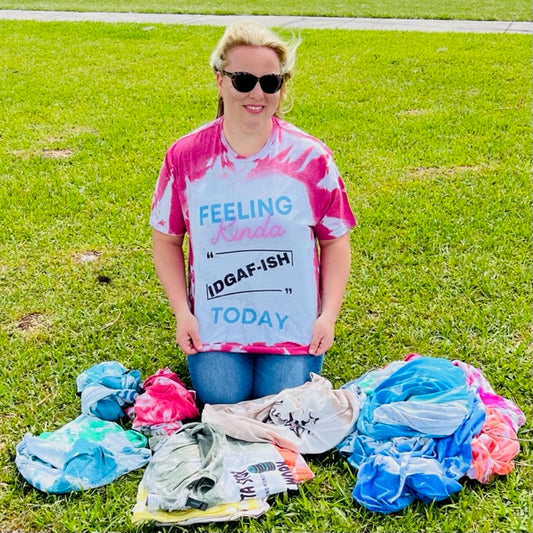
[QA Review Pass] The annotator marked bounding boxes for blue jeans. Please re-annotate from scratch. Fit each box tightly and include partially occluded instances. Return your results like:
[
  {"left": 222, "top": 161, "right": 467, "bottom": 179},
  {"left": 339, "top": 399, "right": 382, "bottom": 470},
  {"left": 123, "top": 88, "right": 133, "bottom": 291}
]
[{"left": 187, "top": 351, "right": 324, "bottom": 405}]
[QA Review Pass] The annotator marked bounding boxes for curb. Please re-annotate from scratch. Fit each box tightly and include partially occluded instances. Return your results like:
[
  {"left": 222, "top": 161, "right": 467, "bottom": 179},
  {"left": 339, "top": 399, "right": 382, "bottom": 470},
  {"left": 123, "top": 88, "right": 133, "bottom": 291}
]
[{"left": 0, "top": 10, "right": 532, "bottom": 34}]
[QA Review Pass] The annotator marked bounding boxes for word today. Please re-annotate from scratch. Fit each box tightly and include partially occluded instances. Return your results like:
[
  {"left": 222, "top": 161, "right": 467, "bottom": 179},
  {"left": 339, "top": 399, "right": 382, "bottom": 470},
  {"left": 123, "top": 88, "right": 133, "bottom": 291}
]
[{"left": 211, "top": 307, "right": 289, "bottom": 329}]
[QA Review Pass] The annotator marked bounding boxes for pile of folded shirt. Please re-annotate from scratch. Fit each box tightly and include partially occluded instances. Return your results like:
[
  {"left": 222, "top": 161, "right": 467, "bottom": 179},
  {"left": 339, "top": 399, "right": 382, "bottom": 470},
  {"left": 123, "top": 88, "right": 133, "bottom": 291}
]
[
  {"left": 16, "top": 362, "right": 150, "bottom": 493},
  {"left": 132, "top": 373, "right": 363, "bottom": 525},
  {"left": 337, "top": 354, "right": 526, "bottom": 513},
  {"left": 15, "top": 363, "right": 362, "bottom": 525},
  {"left": 15, "top": 355, "right": 526, "bottom": 522}
]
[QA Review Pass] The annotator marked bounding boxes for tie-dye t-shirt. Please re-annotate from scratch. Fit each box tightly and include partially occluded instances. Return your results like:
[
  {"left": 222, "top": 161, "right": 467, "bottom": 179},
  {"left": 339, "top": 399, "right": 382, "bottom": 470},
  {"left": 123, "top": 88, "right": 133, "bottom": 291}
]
[{"left": 150, "top": 117, "right": 356, "bottom": 355}]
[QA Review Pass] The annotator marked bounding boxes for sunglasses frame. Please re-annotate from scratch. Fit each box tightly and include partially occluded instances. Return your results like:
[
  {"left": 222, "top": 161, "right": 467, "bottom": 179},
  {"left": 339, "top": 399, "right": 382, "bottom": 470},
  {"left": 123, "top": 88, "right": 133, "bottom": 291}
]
[{"left": 221, "top": 70, "right": 284, "bottom": 94}]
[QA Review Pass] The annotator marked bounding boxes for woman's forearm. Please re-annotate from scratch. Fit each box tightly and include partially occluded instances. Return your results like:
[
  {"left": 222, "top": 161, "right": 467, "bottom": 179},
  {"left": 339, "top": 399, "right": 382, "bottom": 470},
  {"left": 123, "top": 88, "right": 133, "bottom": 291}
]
[
  {"left": 308, "top": 232, "right": 352, "bottom": 355},
  {"left": 318, "top": 232, "right": 352, "bottom": 320},
  {"left": 152, "top": 229, "right": 191, "bottom": 317}
]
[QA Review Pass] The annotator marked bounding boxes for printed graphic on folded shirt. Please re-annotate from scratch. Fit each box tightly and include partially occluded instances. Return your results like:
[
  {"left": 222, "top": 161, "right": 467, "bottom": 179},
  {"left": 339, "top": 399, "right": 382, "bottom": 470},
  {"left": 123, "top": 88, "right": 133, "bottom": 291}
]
[{"left": 138, "top": 422, "right": 313, "bottom": 521}]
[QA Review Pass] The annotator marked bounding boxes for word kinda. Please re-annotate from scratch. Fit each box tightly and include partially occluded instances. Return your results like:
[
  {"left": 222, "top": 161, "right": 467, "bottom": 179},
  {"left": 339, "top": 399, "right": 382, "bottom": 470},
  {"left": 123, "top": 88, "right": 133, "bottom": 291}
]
[
  {"left": 211, "top": 307, "right": 289, "bottom": 329},
  {"left": 199, "top": 195, "right": 292, "bottom": 226},
  {"left": 206, "top": 252, "right": 292, "bottom": 299},
  {"left": 210, "top": 215, "right": 286, "bottom": 245}
]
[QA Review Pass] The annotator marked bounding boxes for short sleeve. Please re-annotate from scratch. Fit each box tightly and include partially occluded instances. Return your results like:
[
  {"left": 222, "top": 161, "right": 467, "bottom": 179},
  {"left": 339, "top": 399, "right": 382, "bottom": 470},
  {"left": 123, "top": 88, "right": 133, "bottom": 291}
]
[
  {"left": 312, "top": 156, "right": 356, "bottom": 240},
  {"left": 149, "top": 150, "right": 186, "bottom": 236}
]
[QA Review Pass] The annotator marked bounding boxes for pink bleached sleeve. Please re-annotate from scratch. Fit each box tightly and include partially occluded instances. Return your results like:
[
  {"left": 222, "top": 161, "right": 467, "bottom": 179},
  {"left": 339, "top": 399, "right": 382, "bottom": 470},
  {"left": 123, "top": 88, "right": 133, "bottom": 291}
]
[
  {"left": 149, "top": 151, "right": 186, "bottom": 236},
  {"left": 248, "top": 134, "right": 356, "bottom": 240},
  {"left": 311, "top": 158, "right": 356, "bottom": 241}
]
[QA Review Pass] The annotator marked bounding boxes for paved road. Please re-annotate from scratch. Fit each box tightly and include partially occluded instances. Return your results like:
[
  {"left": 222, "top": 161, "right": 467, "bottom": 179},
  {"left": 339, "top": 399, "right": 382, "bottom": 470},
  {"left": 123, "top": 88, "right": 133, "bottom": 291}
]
[{"left": 1, "top": 9, "right": 532, "bottom": 34}]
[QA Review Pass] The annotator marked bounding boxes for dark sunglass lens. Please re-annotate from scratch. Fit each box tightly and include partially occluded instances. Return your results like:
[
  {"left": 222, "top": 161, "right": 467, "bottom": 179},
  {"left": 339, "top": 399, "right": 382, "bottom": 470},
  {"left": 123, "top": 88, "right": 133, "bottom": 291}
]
[
  {"left": 233, "top": 73, "right": 258, "bottom": 92},
  {"left": 260, "top": 74, "right": 283, "bottom": 94},
  {"left": 225, "top": 71, "right": 283, "bottom": 93}
]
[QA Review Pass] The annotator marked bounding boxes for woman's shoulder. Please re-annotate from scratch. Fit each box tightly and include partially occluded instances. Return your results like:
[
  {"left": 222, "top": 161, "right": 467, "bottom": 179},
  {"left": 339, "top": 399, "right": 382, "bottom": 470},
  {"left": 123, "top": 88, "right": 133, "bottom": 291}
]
[
  {"left": 167, "top": 117, "right": 222, "bottom": 155},
  {"left": 274, "top": 117, "right": 331, "bottom": 155}
]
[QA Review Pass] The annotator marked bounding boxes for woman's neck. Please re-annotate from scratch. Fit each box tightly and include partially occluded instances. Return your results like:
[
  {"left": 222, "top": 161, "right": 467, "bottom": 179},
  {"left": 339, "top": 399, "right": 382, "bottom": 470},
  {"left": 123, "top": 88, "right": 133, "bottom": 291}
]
[{"left": 222, "top": 116, "right": 274, "bottom": 157}]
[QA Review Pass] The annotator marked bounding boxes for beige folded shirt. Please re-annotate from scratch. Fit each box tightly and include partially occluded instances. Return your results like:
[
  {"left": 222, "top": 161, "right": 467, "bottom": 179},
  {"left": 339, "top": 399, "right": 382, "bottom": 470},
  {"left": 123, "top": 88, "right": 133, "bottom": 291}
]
[{"left": 202, "top": 373, "right": 364, "bottom": 454}]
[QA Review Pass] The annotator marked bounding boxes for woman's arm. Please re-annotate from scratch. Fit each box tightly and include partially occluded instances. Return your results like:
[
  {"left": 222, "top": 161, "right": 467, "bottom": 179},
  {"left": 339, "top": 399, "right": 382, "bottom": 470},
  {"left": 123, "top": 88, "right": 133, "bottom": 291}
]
[
  {"left": 308, "top": 232, "right": 352, "bottom": 355},
  {"left": 152, "top": 228, "right": 203, "bottom": 354}
]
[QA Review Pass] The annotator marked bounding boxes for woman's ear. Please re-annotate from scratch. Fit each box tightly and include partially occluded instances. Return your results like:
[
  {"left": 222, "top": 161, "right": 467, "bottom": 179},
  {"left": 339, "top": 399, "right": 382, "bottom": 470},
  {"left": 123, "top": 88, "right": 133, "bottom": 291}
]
[{"left": 215, "top": 71, "right": 224, "bottom": 95}]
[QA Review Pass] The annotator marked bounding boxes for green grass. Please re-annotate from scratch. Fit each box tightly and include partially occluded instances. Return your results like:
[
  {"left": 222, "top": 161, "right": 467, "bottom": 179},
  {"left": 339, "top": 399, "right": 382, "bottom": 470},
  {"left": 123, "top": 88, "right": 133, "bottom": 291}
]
[
  {"left": 0, "top": 0, "right": 531, "bottom": 21},
  {"left": 0, "top": 19, "right": 531, "bottom": 533}
]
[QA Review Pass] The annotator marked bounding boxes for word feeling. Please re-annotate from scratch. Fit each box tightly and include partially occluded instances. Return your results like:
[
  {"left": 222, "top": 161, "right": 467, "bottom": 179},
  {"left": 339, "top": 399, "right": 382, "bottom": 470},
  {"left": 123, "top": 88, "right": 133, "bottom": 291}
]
[
  {"left": 206, "top": 252, "right": 292, "bottom": 299},
  {"left": 199, "top": 196, "right": 292, "bottom": 226}
]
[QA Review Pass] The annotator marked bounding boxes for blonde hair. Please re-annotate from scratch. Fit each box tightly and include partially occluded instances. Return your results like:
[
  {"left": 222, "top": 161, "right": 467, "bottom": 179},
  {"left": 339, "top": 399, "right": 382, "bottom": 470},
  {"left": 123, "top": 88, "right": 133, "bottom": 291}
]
[{"left": 210, "top": 20, "right": 299, "bottom": 118}]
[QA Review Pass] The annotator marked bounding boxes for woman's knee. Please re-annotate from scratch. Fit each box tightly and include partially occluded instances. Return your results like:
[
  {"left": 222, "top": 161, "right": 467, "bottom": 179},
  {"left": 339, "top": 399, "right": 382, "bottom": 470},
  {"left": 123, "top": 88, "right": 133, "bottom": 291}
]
[
  {"left": 253, "top": 354, "right": 324, "bottom": 398},
  {"left": 187, "top": 351, "right": 254, "bottom": 404}
]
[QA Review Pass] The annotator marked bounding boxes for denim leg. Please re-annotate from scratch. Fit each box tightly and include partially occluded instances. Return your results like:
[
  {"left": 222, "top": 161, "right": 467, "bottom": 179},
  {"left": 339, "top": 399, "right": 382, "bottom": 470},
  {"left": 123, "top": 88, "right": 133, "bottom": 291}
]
[
  {"left": 187, "top": 351, "right": 254, "bottom": 404},
  {"left": 252, "top": 354, "right": 324, "bottom": 398}
]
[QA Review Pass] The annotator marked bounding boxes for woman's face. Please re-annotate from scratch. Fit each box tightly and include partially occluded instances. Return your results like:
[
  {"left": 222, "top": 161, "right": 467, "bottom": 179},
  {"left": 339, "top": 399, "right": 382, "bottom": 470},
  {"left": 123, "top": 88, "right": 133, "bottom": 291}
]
[{"left": 216, "top": 45, "right": 282, "bottom": 131}]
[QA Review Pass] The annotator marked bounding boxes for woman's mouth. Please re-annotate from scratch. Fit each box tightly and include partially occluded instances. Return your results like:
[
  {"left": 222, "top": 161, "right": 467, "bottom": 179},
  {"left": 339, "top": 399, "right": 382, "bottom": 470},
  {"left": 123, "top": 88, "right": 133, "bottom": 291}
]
[{"left": 244, "top": 104, "right": 264, "bottom": 113}]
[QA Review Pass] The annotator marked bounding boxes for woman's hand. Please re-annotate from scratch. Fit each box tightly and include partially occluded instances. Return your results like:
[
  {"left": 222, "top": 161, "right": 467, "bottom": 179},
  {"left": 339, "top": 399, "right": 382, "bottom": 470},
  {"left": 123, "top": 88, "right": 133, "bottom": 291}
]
[
  {"left": 176, "top": 310, "right": 203, "bottom": 355},
  {"left": 308, "top": 313, "right": 336, "bottom": 355},
  {"left": 152, "top": 229, "right": 203, "bottom": 355},
  {"left": 308, "top": 233, "right": 352, "bottom": 356}
]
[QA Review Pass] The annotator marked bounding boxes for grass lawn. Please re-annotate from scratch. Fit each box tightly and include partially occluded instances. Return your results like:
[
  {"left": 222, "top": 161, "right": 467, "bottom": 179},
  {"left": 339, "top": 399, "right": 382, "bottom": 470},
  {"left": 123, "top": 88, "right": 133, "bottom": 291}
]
[
  {"left": 0, "top": 19, "right": 531, "bottom": 533},
  {"left": 0, "top": 0, "right": 531, "bottom": 21}
]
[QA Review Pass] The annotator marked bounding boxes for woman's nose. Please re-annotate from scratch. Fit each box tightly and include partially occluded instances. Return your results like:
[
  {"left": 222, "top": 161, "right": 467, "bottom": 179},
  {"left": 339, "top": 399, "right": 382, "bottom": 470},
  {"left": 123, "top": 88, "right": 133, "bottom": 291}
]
[{"left": 249, "top": 80, "right": 265, "bottom": 97}]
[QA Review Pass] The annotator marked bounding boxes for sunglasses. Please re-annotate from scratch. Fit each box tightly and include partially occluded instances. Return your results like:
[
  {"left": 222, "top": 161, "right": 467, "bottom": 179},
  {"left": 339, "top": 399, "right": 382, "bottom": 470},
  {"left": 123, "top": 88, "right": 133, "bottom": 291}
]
[{"left": 221, "top": 70, "right": 284, "bottom": 94}]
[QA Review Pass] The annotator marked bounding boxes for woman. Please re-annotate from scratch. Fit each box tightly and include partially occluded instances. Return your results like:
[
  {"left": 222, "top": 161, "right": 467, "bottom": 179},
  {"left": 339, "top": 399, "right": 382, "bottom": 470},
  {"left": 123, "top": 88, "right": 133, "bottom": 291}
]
[{"left": 150, "top": 21, "right": 356, "bottom": 404}]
